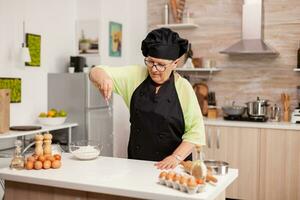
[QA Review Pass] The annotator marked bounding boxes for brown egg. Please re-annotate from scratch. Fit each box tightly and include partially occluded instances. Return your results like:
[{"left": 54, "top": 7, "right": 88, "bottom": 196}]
[
  {"left": 27, "top": 156, "right": 36, "bottom": 162},
  {"left": 196, "top": 178, "right": 204, "bottom": 185},
  {"left": 32, "top": 154, "right": 39, "bottom": 160},
  {"left": 34, "top": 161, "right": 43, "bottom": 170},
  {"left": 166, "top": 171, "right": 175, "bottom": 181},
  {"left": 51, "top": 160, "right": 61, "bottom": 169},
  {"left": 44, "top": 154, "right": 51, "bottom": 160},
  {"left": 47, "top": 155, "right": 55, "bottom": 162},
  {"left": 38, "top": 155, "right": 46, "bottom": 162},
  {"left": 25, "top": 161, "right": 34, "bottom": 170},
  {"left": 187, "top": 177, "right": 197, "bottom": 188},
  {"left": 43, "top": 160, "right": 51, "bottom": 169},
  {"left": 159, "top": 171, "right": 167, "bottom": 179},
  {"left": 172, "top": 173, "right": 181, "bottom": 182},
  {"left": 179, "top": 176, "right": 188, "bottom": 185}
]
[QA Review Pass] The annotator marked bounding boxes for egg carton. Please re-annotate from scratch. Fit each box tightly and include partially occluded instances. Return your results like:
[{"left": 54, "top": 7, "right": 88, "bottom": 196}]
[{"left": 158, "top": 176, "right": 206, "bottom": 194}]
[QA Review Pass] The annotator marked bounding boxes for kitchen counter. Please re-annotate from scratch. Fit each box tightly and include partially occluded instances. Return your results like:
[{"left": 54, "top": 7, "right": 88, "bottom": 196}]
[
  {"left": 0, "top": 154, "right": 238, "bottom": 200},
  {"left": 204, "top": 118, "right": 300, "bottom": 130}
]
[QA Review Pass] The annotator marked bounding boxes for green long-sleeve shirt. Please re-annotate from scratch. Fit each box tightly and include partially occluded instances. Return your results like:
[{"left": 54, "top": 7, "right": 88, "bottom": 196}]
[{"left": 96, "top": 65, "right": 206, "bottom": 146}]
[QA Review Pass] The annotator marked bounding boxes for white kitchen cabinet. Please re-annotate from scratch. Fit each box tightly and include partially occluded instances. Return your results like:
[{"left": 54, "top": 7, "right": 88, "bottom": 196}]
[
  {"left": 259, "top": 129, "right": 300, "bottom": 200},
  {"left": 204, "top": 125, "right": 260, "bottom": 200}
]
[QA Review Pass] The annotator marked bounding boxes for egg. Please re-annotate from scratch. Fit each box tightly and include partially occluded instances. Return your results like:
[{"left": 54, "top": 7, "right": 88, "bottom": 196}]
[
  {"left": 179, "top": 176, "right": 188, "bottom": 185},
  {"left": 25, "top": 161, "right": 34, "bottom": 170},
  {"left": 27, "top": 156, "right": 36, "bottom": 162},
  {"left": 38, "top": 155, "right": 46, "bottom": 162},
  {"left": 32, "top": 154, "right": 39, "bottom": 160},
  {"left": 166, "top": 171, "right": 175, "bottom": 181},
  {"left": 187, "top": 177, "right": 197, "bottom": 188},
  {"left": 159, "top": 171, "right": 167, "bottom": 179},
  {"left": 172, "top": 173, "right": 181, "bottom": 182},
  {"left": 196, "top": 178, "right": 204, "bottom": 185},
  {"left": 53, "top": 154, "right": 61, "bottom": 161},
  {"left": 51, "top": 160, "right": 61, "bottom": 169},
  {"left": 43, "top": 160, "right": 51, "bottom": 169},
  {"left": 34, "top": 161, "right": 43, "bottom": 170}
]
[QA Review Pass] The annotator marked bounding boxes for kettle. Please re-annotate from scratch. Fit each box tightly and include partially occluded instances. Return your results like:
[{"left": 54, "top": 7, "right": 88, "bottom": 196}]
[{"left": 269, "top": 104, "right": 281, "bottom": 122}]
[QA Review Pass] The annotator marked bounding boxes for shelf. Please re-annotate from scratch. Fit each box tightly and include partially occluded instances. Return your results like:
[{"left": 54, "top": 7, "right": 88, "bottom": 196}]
[
  {"left": 293, "top": 68, "right": 300, "bottom": 72},
  {"left": 156, "top": 23, "right": 198, "bottom": 30},
  {"left": 175, "top": 67, "right": 221, "bottom": 81},
  {"left": 0, "top": 123, "right": 78, "bottom": 139},
  {"left": 175, "top": 67, "right": 221, "bottom": 72}
]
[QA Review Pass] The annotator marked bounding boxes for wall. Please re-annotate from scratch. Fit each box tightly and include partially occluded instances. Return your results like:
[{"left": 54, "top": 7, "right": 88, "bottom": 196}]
[
  {"left": 148, "top": 0, "right": 300, "bottom": 111},
  {"left": 100, "top": 0, "right": 147, "bottom": 158},
  {"left": 76, "top": 0, "right": 147, "bottom": 158},
  {"left": 0, "top": 0, "right": 76, "bottom": 149}
]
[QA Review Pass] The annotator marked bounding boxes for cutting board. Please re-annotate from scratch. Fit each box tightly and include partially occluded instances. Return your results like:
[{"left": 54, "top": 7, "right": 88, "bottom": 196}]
[
  {"left": 193, "top": 83, "right": 209, "bottom": 116},
  {"left": 0, "top": 89, "right": 10, "bottom": 133}
]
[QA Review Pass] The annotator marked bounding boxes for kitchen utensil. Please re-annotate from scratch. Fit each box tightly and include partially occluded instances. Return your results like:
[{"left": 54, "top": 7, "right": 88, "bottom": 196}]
[
  {"left": 176, "top": 0, "right": 186, "bottom": 22},
  {"left": 193, "top": 83, "right": 209, "bottom": 116},
  {"left": 169, "top": 0, "right": 179, "bottom": 23},
  {"left": 281, "top": 93, "right": 290, "bottom": 122},
  {"left": 38, "top": 117, "right": 67, "bottom": 126},
  {"left": 10, "top": 126, "right": 42, "bottom": 131},
  {"left": 291, "top": 108, "right": 300, "bottom": 123},
  {"left": 164, "top": 2, "right": 169, "bottom": 24},
  {"left": 0, "top": 89, "right": 10, "bottom": 134},
  {"left": 246, "top": 97, "right": 269, "bottom": 118},
  {"left": 204, "top": 160, "right": 229, "bottom": 175},
  {"left": 208, "top": 92, "right": 216, "bottom": 106},
  {"left": 192, "top": 57, "right": 202, "bottom": 68},
  {"left": 222, "top": 101, "right": 246, "bottom": 116},
  {"left": 207, "top": 106, "right": 218, "bottom": 119},
  {"left": 269, "top": 104, "right": 281, "bottom": 122},
  {"left": 70, "top": 140, "right": 102, "bottom": 160}
]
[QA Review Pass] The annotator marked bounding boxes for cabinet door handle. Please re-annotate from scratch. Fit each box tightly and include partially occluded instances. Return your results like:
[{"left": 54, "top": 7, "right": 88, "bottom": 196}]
[
  {"left": 207, "top": 128, "right": 211, "bottom": 148},
  {"left": 216, "top": 128, "right": 220, "bottom": 149}
]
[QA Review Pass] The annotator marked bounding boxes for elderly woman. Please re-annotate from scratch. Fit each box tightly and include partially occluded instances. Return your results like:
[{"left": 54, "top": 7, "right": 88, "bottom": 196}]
[{"left": 89, "top": 28, "right": 205, "bottom": 170}]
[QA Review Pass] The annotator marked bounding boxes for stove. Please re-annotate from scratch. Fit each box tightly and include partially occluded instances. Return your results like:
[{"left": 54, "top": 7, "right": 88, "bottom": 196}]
[{"left": 223, "top": 115, "right": 268, "bottom": 122}]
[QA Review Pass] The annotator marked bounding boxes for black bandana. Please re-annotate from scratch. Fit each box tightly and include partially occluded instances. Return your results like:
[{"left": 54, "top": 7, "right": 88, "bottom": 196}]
[{"left": 141, "top": 28, "right": 188, "bottom": 60}]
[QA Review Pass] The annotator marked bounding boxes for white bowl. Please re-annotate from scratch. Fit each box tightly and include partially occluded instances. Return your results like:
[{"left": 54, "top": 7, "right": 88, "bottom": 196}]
[
  {"left": 38, "top": 117, "right": 67, "bottom": 126},
  {"left": 70, "top": 140, "right": 102, "bottom": 160}
]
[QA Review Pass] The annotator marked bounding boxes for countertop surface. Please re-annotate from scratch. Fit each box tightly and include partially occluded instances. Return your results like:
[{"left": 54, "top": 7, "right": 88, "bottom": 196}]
[
  {"left": 0, "top": 154, "right": 238, "bottom": 200},
  {"left": 204, "top": 118, "right": 300, "bottom": 130}
]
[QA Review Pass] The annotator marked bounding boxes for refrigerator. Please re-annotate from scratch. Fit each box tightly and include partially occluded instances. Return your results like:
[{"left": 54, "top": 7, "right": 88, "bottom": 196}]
[{"left": 48, "top": 73, "right": 113, "bottom": 157}]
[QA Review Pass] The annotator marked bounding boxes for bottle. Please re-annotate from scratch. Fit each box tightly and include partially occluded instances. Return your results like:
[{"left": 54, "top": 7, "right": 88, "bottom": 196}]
[
  {"left": 191, "top": 145, "right": 207, "bottom": 179},
  {"left": 297, "top": 41, "right": 300, "bottom": 68},
  {"left": 10, "top": 140, "right": 25, "bottom": 170},
  {"left": 164, "top": 2, "right": 169, "bottom": 25}
]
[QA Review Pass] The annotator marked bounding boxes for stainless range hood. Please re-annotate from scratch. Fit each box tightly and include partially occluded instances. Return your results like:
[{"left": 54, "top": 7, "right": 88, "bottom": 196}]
[{"left": 220, "top": 0, "right": 278, "bottom": 55}]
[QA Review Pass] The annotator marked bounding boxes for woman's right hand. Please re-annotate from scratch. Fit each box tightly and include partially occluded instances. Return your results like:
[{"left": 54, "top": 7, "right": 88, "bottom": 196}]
[{"left": 89, "top": 68, "right": 113, "bottom": 101}]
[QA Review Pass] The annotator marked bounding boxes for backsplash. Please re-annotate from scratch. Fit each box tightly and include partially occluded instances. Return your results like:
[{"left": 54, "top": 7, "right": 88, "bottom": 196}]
[{"left": 148, "top": 0, "right": 300, "bottom": 111}]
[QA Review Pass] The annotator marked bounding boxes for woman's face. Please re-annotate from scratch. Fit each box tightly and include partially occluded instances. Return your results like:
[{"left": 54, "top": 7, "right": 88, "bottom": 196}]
[{"left": 145, "top": 56, "right": 179, "bottom": 84}]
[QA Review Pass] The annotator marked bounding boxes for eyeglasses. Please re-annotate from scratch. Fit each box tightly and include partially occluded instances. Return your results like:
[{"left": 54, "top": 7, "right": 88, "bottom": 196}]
[{"left": 144, "top": 58, "right": 173, "bottom": 72}]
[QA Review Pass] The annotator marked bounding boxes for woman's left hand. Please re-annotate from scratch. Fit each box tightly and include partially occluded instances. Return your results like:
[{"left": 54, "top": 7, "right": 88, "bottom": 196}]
[{"left": 154, "top": 155, "right": 179, "bottom": 170}]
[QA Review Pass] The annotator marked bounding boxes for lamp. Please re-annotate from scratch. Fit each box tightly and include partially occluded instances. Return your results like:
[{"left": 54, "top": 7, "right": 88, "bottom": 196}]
[{"left": 21, "top": 21, "right": 31, "bottom": 63}]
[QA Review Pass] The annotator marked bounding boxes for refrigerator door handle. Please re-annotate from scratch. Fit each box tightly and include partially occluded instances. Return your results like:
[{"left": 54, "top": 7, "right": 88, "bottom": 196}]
[{"left": 86, "top": 106, "right": 109, "bottom": 110}]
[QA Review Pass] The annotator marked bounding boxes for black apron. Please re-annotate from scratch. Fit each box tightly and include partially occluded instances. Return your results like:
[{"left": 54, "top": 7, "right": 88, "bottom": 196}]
[{"left": 128, "top": 73, "right": 192, "bottom": 161}]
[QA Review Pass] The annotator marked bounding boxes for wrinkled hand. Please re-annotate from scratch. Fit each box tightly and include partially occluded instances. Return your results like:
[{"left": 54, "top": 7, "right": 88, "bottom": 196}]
[
  {"left": 97, "top": 78, "right": 113, "bottom": 101},
  {"left": 90, "top": 70, "right": 113, "bottom": 101},
  {"left": 154, "top": 155, "right": 179, "bottom": 170}
]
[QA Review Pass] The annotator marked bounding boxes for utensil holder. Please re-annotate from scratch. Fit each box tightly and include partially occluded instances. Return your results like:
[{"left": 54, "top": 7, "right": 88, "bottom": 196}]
[{"left": 283, "top": 110, "right": 290, "bottom": 122}]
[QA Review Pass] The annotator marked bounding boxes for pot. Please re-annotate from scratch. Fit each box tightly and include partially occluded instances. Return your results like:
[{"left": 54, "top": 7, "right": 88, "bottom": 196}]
[
  {"left": 222, "top": 101, "right": 246, "bottom": 116},
  {"left": 204, "top": 160, "right": 229, "bottom": 175},
  {"left": 246, "top": 97, "right": 269, "bottom": 117}
]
